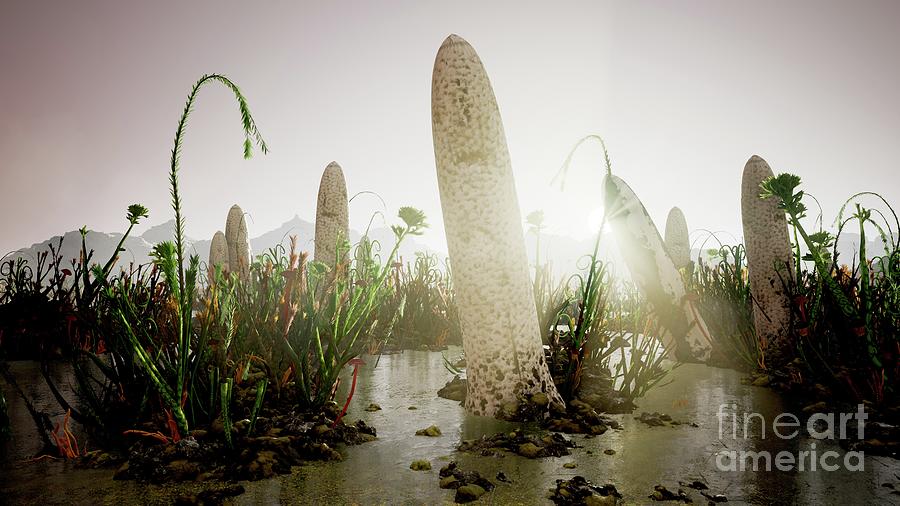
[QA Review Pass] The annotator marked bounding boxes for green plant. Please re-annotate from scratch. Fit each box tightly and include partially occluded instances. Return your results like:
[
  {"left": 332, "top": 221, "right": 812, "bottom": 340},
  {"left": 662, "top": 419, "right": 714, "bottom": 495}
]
[
  {"left": 544, "top": 225, "right": 613, "bottom": 402},
  {"left": 119, "top": 73, "right": 267, "bottom": 436},
  {"left": 388, "top": 252, "right": 461, "bottom": 349},
  {"left": 690, "top": 245, "right": 760, "bottom": 369},
  {"left": 282, "top": 207, "right": 427, "bottom": 407},
  {"left": 761, "top": 173, "right": 880, "bottom": 367},
  {"left": 604, "top": 290, "right": 674, "bottom": 402}
]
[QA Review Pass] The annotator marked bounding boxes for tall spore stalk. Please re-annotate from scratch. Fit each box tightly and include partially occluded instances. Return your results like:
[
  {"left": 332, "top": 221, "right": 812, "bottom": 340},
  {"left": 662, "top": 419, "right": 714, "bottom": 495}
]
[{"left": 122, "top": 74, "right": 267, "bottom": 435}]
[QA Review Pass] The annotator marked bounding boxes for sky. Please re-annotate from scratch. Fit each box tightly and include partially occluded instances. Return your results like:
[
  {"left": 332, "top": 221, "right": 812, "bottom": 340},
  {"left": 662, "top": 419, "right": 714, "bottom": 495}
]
[{"left": 2, "top": 0, "right": 899, "bottom": 257}]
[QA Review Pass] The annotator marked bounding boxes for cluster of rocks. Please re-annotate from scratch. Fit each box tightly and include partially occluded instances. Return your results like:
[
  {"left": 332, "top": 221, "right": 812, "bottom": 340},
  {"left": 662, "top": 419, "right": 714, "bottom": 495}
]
[
  {"left": 678, "top": 480, "right": 728, "bottom": 503},
  {"left": 648, "top": 484, "right": 692, "bottom": 503},
  {"left": 543, "top": 398, "right": 622, "bottom": 435},
  {"left": 110, "top": 404, "right": 376, "bottom": 484},
  {"left": 437, "top": 373, "right": 627, "bottom": 437},
  {"left": 646, "top": 482, "right": 728, "bottom": 504},
  {"left": 549, "top": 476, "right": 620, "bottom": 505},
  {"left": 457, "top": 428, "right": 576, "bottom": 458},
  {"left": 844, "top": 420, "right": 900, "bottom": 458},
  {"left": 634, "top": 412, "right": 694, "bottom": 428},
  {"left": 438, "top": 461, "right": 496, "bottom": 503},
  {"left": 572, "top": 370, "right": 636, "bottom": 415}
]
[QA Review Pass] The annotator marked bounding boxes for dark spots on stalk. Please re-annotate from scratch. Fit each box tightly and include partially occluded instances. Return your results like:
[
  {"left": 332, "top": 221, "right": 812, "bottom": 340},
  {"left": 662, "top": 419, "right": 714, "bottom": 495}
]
[
  {"left": 495, "top": 370, "right": 505, "bottom": 382},
  {"left": 531, "top": 366, "right": 541, "bottom": 380},
  {"left": 479, "top": 399, "right": 487, "bottom": 411}
]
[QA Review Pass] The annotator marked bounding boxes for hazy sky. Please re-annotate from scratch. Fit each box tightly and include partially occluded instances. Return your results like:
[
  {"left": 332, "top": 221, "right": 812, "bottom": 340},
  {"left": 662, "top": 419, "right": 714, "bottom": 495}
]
[{"left": 2, "top": 0, "right": 898, "bottom": 256}]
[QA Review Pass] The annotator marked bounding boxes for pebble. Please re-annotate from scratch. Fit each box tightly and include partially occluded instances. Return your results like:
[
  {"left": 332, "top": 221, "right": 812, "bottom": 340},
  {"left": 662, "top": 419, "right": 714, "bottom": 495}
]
[
  {"left": 416, "top": 425, "right": 442, "bottom": 437},
  {"left": 410, "top": 460, "right": 432, "bottom": 471}
]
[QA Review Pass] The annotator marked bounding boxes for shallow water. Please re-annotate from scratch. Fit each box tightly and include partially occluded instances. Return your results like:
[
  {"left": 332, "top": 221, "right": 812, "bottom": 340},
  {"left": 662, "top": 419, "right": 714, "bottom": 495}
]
[{"left": 2, "top": 351, "right": 898, "bottom": 505}]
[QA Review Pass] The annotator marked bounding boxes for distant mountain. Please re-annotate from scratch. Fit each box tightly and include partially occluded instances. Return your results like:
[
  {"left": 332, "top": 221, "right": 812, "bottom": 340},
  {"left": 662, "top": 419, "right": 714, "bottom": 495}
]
[
  {"left": 7, "top": 216, "right": 888, "bottom": 282},
  {"left": 7, "top": 229, "right": 160, "bottom": 270},
  {"left": 4, "top": 215, "right": 436, "bottom": 273},
  {"left": 140, "top": 219, "right": 182, "bottom": 245}
]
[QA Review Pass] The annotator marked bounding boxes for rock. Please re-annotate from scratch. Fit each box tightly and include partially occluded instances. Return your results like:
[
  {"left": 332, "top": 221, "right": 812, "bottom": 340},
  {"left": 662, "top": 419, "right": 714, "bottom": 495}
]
[
  {"left": 410, "top": 459, "right": 432, "bottom": 471},
  {"left": 113, "top": 461, "right": 131, "bottom": 480},
  {"left": 563, "top": 462, "right": 577, "bottom": 469},
  {"left": 496, "top": 471, "right": 510, "bottom": 483},
  {"left": 546, "top": 418, "right": 583, "bottom": 433},
  {"left": 550, "top": 476, "right": 621, "bottom": 505},
  {"left": 584, "top": 494, "right": 617, "bottom": 506},
  {"left": 455, "top": 484, "right": 486, "bottom": 503},
  {"left": 590, "top": 424, "right": 608, "bottom": 435},
  {"left": 438, "top": 376, "right": 468, "bottom": 402},
  {"left": 803, "top": 401, "right": 828, "bottom": 414},
  {"left": 517, "top": 442, "right": 542, "bottom": 458},
  {"left": 604, "top": 449, "right": 616, "bottom": 455},
  {"left": 365, "top": 403, "right": 382, "bottom": 412},
  {"left": 440, "top": 476, "right": 460, "bottom": 489},
  {"left": 189, "top": 429, "right": 208, "bottom": 440},
  {"left": 357, "top": 433, "right": 377, "bottom": 443},
  {"left": 233, "top": 418, "right": 251, "bottom": 433},
  {"left": 570, "top": 399, "right": 593, "bottom": 413},
  {"left": 323, "top": 401, "right": 341, "bottom": 419},
  {"left": 313, "top": 424, "right": 332, "bottom": 438},
  {"left": 531, "top": 392, "right": 550, "bottom": 407},
  {"left": 416, "top": 425, "right": 442, "bottom": 437},
  {"left": 752, "top": 375, "right": 771, "bottom": 387},
  {"left": 168, "top": 459, "right": 200, "bottom": 480},
  {"left": 812, "top": 383, "right": 831, "bottom": 399},
  {"left": 77, "top": 449, "right": 118, "bottom": 468},
  {"left": 246, "top": 450, "right": 278, "bottom": 480},
  {"left": 636, "top": 412, "right": 668, "bottom": 427},
  {"left": 649, "top": 485, "right": 691, "bottom": 503},
  {"left": 313, "top": 443, "right": 343, "bottom": 461}
]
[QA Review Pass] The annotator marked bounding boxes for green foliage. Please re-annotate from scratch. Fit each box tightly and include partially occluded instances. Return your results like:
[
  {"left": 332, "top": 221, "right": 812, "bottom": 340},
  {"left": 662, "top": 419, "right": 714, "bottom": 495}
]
[
  {"left": 761, "top": 174, "right": 899, "bottom": 403},
  {"left": 689, "top": 244, "right": 760, "bottom": 370},
  {"left": 121, "top": 73, "right": 268, "bottom": 436},
  {"left": 762, "top": 173, "right": 881, "bottom": 368},
  {"left": 282, "top": 207, "right": 428, "bottom": 407},
  {"left": 384, "top": 253, "right": 461, "bottom": 350}
]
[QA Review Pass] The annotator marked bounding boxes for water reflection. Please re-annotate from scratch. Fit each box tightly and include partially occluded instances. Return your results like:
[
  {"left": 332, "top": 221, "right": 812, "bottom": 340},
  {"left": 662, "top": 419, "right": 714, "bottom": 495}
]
[{"left": 1, "top": 351, "right": 898, "bottom": 504}]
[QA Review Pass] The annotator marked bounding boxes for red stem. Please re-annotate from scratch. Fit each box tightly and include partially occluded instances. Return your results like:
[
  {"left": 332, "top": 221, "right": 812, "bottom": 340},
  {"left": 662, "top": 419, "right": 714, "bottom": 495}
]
[{"left": 332, "top": 366, "right": 360, "bottom": 428}]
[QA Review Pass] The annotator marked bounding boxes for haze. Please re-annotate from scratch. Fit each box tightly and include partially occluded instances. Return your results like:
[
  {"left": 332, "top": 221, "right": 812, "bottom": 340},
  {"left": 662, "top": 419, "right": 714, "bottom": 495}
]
[{"left": 2, "top": 0, "right": 898, "bottom": 258}]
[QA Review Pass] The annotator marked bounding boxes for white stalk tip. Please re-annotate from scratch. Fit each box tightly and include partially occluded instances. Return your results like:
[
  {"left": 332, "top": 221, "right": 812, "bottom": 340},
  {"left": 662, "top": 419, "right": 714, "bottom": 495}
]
[{"left": 314, "top": 161, "right": 349, "bottom": 269}]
